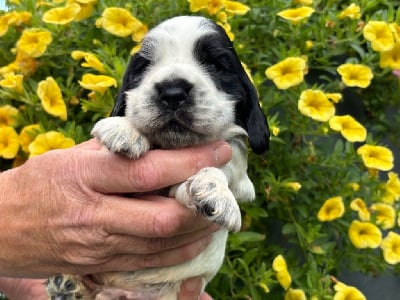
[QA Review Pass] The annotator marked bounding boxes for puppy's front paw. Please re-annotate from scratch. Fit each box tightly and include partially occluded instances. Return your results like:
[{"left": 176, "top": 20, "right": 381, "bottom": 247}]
[
  {"left": 91, "top": 116, "right": 150, "bottom": 159},
  {"left": 176, "top": 167, "right": 242, "bottom": 232}
]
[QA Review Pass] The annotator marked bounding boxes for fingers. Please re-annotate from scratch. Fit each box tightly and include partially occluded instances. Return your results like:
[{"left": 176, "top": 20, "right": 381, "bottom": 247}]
[
  {"left": 100, "top": 195, "right": 216, "bottom": 238},
  {"left": 88, "top": 233, "right": 213, "bottom": 273},
  {"left": 83, "top": 141, "right": 232, "bottom": 194},
  {"left": 103, "top": 225, "right": 218, "bottom": 256}
]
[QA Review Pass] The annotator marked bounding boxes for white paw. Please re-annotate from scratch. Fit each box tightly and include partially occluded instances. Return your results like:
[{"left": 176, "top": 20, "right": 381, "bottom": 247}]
[
  {"left": 175, "top": 167, "right": 242, "bottom": 232},
  {"left": 91, "top": 117, "right": 150, "bottom": 159}
]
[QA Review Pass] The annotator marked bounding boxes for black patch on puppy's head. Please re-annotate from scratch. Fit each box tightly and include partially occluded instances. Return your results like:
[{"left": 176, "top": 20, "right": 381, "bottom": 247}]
[{"left": 194, "top": 22, "right": 269, "bottom": 154}]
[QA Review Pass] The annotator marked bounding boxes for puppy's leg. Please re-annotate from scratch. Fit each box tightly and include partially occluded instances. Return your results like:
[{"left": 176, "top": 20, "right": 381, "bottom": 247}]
[
  {"left": 91, "top": 116, "right": 150, "bottom": 159},
  {"left": 173, "top": 167, "right": 242, "bottom": 232}
]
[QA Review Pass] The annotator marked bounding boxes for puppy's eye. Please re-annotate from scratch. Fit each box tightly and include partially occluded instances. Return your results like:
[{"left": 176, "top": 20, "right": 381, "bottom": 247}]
[
  {"left": 128, "top": 54, "right": 151, "bottom": 85},
  {"left": 213, "top": 53, "right": 234, "bottom": 72}
]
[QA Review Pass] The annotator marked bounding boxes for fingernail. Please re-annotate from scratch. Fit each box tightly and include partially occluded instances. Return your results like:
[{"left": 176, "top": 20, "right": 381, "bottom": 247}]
[{"left": 213, "top": 142, "right": 232, "bottom": 166}]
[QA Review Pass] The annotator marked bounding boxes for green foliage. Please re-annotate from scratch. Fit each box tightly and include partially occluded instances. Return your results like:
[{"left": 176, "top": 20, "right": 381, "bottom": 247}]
[{"left": 1, "top": 0, "right": 400, "bottom": 299}]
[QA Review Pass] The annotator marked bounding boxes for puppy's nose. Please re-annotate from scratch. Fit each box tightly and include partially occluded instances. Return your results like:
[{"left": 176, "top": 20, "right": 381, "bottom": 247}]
[{"left": 156, "top": 80, "right": 193, "bottom": 110}]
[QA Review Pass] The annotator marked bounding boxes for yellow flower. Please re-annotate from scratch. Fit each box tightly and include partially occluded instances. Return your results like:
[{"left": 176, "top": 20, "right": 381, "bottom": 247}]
[
  {"left": 347, "top": 182, "right": 360, "bottom": 192},
  {"left": 333, "top": 282, "right": 366, "bottom": 300},
  {"left": 390, "top": 23, "right": 400, "bottom": 42},
  {"left": 379, "top": 42, "right": 400, "bottom": 70},
  {"left": 305, "top": 40, "right": 313, "bottom": 50},
  {"left": 0, "top": 73, "right": 24, "bottom": 93},
  {"left": 258, "top": 282, "right": 270, "bottom": 294},
  {"left": 42, "top": 3, "right": 81, "bottom": 25},
  {"left": 16, "top": 28, "right": 52, "bottom": 58},
  {"left": 12, "top": 52, "right": 40, "bottom": 75},
  {"left": 0, "top": 126, "right": 20, "bottom": 159},
  {"left": 187, "top": 0, "right": 209, "bottom": 12},
  {"left": 337, "top": 64, "right": 373, "bottom": 88},
  {"left": 218, "top": 21, "right": 234, "bottom": 41},
  {"left": 37, "top": 77, "right": 68, "bottom": 121},
  {"left": 363, "top": 21, "right": 395, "bottom": 52},
  {"left": 357, "top": 144, "right": 394, "bottom": 171},
  {"left": 265, "top": 57, "right": 307, "bottom": 89},
  {"left": 325, "top": 93, "right": 342, "bottom": 103},
  {"left": 96, "top": 7, "right": 144, "bottom": 38},
  {"left": 277, "top": 7, "right": 315, "bottom": 25},
  {"left": 348, "top": 220, "right": 382, "bottom": 249},
  {"left": 19, "top": 124, "right": 41, "bottom": 153},
  {"left": 225, "top": 1, "right": 250, "bottom": 15},
  {"left": 0, "top": 105, "right": 19, "bottom": 127},
  {"left": 130, "top": 43, "right": 142, "bottom": 56},
  {"left": 350, "top": 198, "right": 370, "bottom": 221},
  {"left": 0, "top": 11, "right": 32, "bottom": 37},
  {"left": 272, "top": 254, "right": 288, "bottom": 272},
  {"left": 79, "top": 74, "right": 117, "bottom": 95},
  {"left": 67, "top": 0, "right": 96, "bottom": 21},
  {"left": 338, "top": 3, "right": 362, "bottom": 20},
  {"left": 298, "top": 89, "right": 335, "bottom": 122},
  {"left": 271, "top": 126, "right": 280, "bottom": 136},
  {"left": 284, "top": 182, "right": 302, "bottom": 192},
  {"left": 381, "top": 231, "right": 400, "bottom": 265},
  {"left": 0, "top": 14, "right": 10, "bottom": 37},
  {"left": 371, "top": 203, "right": 395, "bottom": 230},
  {"left": 317, "top": 196, "right": 345, "bottom": 222},
  {"left": 384, "top": 172, "right": 400, "bottom": 203},
  {"left": 29, "top": 131, "right": 75, "bottom": 157},
  {"left": 206, "top": 0, "right": 225, "bottom": 15},
  {"left": 71, "top": 50, "right": 106, "bottom": 73},
  {"left": 272, "top": 255, "right": 292, "bottom": 290},
  {"left": 132, "top": 23, "right": 148, "bottom": 43},
  {"left": 328, "top": 115, "right": 367, "bottom": 142},
  {"left": 285, "top": 288, "right": 307, "bottom": 300},
  {"left": 277, "top": 269, "right": 292, "bottom": 291}
]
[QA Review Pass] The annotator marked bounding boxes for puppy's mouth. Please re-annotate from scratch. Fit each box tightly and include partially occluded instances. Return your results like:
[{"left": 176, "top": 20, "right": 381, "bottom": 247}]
[{"left": 147, "top": 117, "right": 209, "bottom": 149}]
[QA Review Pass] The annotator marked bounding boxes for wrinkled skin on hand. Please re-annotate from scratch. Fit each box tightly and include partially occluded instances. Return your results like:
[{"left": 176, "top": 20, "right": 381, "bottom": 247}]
[{"left": 0, "top": 139, "right": 231, "bottom": 278}]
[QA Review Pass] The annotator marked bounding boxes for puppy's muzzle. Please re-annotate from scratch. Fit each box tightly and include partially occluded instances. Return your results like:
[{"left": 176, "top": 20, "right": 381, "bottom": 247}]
[{"left": 155, "top": 79, "right": 193, "bottom": 110}]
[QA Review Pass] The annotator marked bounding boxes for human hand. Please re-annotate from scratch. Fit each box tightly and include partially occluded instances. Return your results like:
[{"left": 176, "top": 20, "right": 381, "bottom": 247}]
[
  {"left": 0, "top": 277, "right": 213, "bottom": 300},
  {"left": 0, "top": 139, "right": 231, "bottom": 277}
]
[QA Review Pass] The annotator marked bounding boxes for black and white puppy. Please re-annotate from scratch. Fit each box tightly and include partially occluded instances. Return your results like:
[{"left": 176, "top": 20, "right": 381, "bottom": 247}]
[{"left": 47, "top": 15, "right": 269, "bottom": 300}]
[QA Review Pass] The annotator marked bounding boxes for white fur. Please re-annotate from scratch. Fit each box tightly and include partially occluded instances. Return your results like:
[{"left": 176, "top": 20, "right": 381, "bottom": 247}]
[{"left": 52, "top": 16, "right": 257, "bottom": 300}]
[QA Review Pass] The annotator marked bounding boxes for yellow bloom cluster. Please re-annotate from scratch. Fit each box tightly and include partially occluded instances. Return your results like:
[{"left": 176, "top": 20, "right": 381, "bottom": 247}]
[
  {"left": 0, "top": 10, "right": 31, "bottom": 37},
  {"left": 272, "top": 255, "right": 306, "bottom": 299},
  {"left": 338, "top": 3, "right": 362, "bottom": 20},
  {"left": 363, "top": 20, "right": 400, "bottom": 70},
  {"left": 0, "top": 2, "right": 143, "bottom": 161},
  {"left": 187, "top": 0, "right": 250, "bottom": 40}
]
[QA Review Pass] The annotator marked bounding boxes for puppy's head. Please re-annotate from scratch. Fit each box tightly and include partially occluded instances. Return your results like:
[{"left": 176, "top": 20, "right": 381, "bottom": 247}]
[{"left": 112, "top": 16, "right": 269, "bottom": 153}]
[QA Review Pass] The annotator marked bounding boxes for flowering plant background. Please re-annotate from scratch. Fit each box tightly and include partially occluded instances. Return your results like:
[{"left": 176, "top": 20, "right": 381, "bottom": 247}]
[{"left": 1, "top": 0, "right": 400, "bottom": 299}]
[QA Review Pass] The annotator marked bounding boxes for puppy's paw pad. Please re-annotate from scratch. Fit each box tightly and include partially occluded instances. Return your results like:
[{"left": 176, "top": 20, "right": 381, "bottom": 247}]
[
  {"left": 187, "top": 168, "right": 242, "bottom": 232},
  {"left": 46, "top": 274, "right": 85, "bottom": 299}
]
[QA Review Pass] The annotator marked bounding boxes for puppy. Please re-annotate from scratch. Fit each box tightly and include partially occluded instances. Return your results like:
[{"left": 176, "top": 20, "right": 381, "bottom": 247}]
[{"left": 46, "top": 15, "right": 269, "bottom": 300}]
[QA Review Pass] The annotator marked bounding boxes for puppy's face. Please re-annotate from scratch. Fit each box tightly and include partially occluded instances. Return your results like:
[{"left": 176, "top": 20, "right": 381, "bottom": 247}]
[{"left": 114, "top": 16, "right": 269, "bottom": 153}]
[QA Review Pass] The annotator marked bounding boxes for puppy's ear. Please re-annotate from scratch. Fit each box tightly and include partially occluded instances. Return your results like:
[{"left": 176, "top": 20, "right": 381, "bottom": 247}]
[
  {"left": 111, "top": 52, "right": 151, "bottom": 117},
  {"left": 209, "top": 22, "right": 269, "bottom": 154},
  {"left": 237, "top": 72, "right": 270, "bottom": 154}
]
